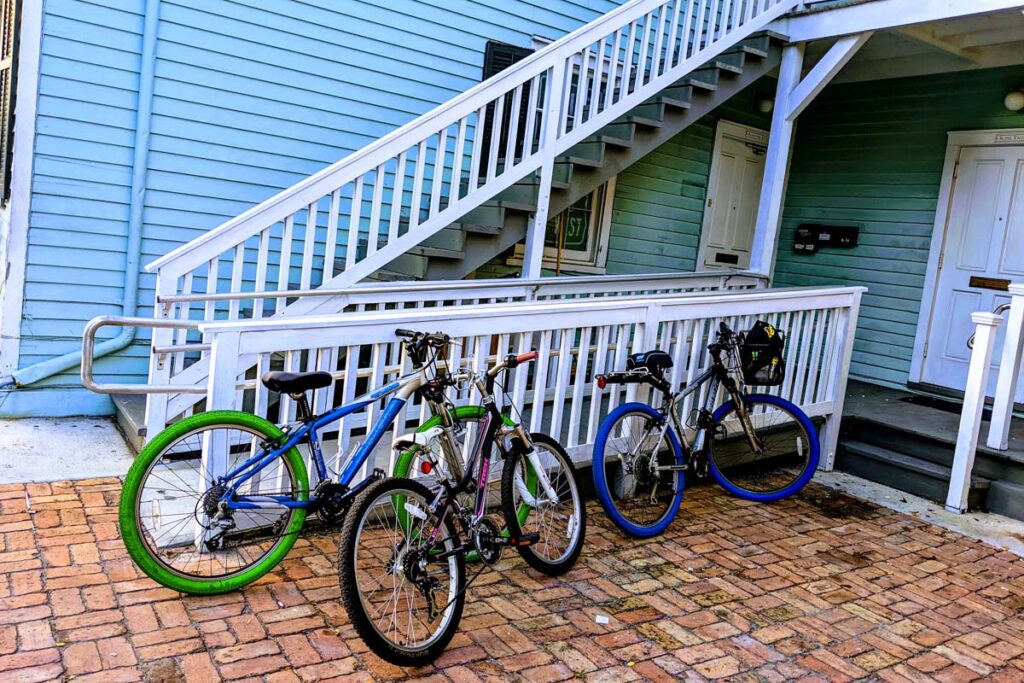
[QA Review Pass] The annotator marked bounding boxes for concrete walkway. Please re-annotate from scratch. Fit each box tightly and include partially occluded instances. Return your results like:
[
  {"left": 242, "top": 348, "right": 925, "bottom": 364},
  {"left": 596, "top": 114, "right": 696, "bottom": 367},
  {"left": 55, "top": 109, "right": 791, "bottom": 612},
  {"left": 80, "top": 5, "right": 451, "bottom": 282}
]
[
  {"left": 0, "top": 417, "right": 135, "bottom": 484},
  {"left": 2, "top": 479, "right": 1024, "bottom": 682}
]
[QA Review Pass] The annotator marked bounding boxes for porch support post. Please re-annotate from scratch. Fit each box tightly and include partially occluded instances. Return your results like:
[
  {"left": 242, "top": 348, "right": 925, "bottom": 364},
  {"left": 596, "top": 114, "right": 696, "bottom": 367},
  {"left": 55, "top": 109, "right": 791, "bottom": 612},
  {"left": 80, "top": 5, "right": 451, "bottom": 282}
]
[
  {"left": 750, "top": 34, "right": 872, "bottom": 278},
  {"left": 946, "top": 312, "right": 1003, "bottom": 514},
  {"left": 523, "top": 53, "right": 569, "bottom": 281},
  {"left": 749, "top": 43, "right": 803, "bottom": 277},
  {"left": 988, "top": 284, "right": 1024, "bottom": 450}
]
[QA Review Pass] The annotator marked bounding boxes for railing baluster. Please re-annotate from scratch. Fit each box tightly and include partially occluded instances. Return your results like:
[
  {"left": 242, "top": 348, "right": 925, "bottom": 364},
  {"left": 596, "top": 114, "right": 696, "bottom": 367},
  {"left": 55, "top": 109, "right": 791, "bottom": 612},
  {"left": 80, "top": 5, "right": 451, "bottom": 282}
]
[
  {"left": 174, "top": 273, "right": 193, "bottom": 372},
  {"left": 604, "top": 28, "right": 623, "bottom": 112},
  {"left": 667, "top": 0, "right": 686, "bottom": 71},
  {"left": 429, "top": 128, "right": 448, "bottom": 219},
  {"left": 387, "top": 153, "right": 406, "bottom": 243},
  {"left": 505, "top": 84, "right": 523, "bottom": 166},
  {"left": 346, "top": 176, "right": 365, "bottom": 272},
  {"left": 468, "top": 106, "right": 485, "bottom": 192},
  {"left": 567, "top": 326, "right": 592, "bottom": 447},
  {"left": 367, "top": 164, "right": 386, "bottom": 257},
  {"left": 324, "top": 189, "right": 341, "bottom": 284},
  {"left": 253, "top": 228, "right": 270, "bottom": 319},
  {"left": 636, "top": 12, "right": 653, "bottom": 88},
  {"left": 409, "top": 139, "right": 428, "bottom": 231},
  {"left": 275, "top": 217, "right": 293, "bottom": 314},
  {"left": 486, "top": 94, "right": 504, "bottom": 182},
  {"left": 549, "top": 327, "right": 574, "bottom": 441},
  {"left": 652, "top": 3, "right": 668, "bottom": 78},
  {"left": 573, "top": 47, "right": 591, "bottom": 131},
  {"left": 621, "top": 20, "right": 639, "bottom": 98},
  {"left": 451, "top": 117, "right": 468, "bottom": 202},
  {"left": 204, "top": 256, "right": 219, "bottom": 323},
  {"left": 300, "top": 201, "right": 319, "bottom": 291}
]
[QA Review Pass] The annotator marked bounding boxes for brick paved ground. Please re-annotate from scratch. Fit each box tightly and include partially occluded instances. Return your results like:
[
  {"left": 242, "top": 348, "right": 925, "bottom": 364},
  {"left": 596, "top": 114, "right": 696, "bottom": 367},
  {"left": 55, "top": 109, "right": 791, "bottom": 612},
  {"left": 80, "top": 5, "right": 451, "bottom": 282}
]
[{"left": 2, "top": 477, "right": 1024, "bottom": 682}]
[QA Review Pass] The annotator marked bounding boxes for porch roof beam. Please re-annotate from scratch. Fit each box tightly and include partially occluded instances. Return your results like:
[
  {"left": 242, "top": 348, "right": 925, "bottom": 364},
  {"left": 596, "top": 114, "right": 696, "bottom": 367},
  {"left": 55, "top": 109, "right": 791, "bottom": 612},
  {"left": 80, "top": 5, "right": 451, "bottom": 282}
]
[
  {"left": 786, "top": 32, "right": 873, "bottom": 121},
  {"left": 895, "top": 25, "right": 982, "bottom": 63},
  {"left": 777, "top": 0, "right": 1024, "bottom": 42}
]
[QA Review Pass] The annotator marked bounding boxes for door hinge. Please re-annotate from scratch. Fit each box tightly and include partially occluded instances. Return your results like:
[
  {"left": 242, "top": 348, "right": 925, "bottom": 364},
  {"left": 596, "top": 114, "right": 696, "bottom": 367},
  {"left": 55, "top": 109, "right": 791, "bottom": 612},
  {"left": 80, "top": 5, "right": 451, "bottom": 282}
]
[{"left": 922, "top": 341, "right": 929, "bottom": 358}]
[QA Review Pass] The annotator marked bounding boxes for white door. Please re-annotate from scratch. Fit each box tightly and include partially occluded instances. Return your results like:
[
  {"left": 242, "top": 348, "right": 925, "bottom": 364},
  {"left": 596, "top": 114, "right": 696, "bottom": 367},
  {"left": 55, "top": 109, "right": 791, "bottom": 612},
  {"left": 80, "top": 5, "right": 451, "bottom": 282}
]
[
  {"left": 698, "top": 121, "right": 768, "bottom": 270},
  {"left": 922, "top": 144, "right": 1024, "bottom": 400}
]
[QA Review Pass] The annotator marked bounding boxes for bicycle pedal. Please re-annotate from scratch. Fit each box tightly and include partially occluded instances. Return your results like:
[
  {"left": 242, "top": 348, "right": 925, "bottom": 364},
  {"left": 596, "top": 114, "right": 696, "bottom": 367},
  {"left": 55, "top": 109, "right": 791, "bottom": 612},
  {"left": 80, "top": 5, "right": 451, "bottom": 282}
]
[{"left": 503, "top": 532, "right": 539, "bottom": 547}]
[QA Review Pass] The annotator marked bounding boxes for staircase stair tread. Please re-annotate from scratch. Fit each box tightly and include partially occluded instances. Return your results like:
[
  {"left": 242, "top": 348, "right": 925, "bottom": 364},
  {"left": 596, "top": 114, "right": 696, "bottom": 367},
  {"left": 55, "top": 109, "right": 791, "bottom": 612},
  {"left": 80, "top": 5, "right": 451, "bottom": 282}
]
[
  {"left": 557, "top": 155, "right": 603, "bottom": 169},
  {"left": 724, "top": 44, "right": 769, "bottom": 59},
  {"left": 587, "top": 134, "right": 634, "bottom": 148},
  {"left": 614, "top": 114, "right": 663, "bottom": 129},
  {"left": 408, "top": 244, "right": 465, "bottom": 259},
  {"left": 705, "top": 59, "right": 744, "bottom": 74},
  {"left": 839, "top": 439, "right": 990, "bottom": 487},
  {"left": 459, "top": 222, "right": 502, "bottom": 235}
]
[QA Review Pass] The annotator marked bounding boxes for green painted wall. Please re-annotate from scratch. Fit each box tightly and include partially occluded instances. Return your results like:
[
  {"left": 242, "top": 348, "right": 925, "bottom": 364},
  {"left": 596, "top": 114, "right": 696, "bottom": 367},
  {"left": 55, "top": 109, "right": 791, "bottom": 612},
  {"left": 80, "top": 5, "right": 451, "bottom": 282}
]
[{"left": 773, "top": 65, "right": 1024, "bottom": 387}]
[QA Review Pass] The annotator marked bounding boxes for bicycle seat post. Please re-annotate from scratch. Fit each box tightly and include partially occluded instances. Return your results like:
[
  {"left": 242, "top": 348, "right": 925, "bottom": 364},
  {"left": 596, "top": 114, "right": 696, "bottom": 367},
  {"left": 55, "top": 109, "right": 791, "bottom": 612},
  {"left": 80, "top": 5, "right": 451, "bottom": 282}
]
[{"left": 291, "top": 392, "right": 312, "bottom": 422}]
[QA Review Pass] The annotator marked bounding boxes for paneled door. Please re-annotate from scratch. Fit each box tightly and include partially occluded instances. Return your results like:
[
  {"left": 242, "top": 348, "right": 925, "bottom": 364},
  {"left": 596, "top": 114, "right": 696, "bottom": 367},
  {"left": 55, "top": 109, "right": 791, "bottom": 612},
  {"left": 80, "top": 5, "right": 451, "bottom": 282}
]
[
  {"left": 922, "top": 144, "right": 1024, "bottom": 400},
  {"left": 697, "top": 121, "right": 768, "bottom": 270}
]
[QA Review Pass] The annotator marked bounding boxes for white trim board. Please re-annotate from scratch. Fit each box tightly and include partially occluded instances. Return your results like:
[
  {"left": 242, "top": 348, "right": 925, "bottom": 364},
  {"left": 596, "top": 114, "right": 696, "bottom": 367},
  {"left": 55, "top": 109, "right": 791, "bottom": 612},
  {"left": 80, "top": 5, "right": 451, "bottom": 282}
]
[
  {"left": 908, "top": 128, "right": 1024, "bottom": 387},
  {"left": 777, "top": 0, "right": 1024, "bottom": 42},
  {"left": 0, "top": 2, "right": 43, "bottom": 377},
  {"left": 696, "top": 120, "right": 770, "bottom": 272}
]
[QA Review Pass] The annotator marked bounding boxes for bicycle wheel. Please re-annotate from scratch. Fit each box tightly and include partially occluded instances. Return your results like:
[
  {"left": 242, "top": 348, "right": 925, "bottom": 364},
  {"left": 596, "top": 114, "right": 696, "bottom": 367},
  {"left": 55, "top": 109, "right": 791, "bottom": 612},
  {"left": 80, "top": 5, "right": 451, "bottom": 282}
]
[
  {"left": 339, "top": 477, "right": 465, "bottom": 666},
  {"left": 592, "top": 402, "right": 684, "bottom": 538},
  {"left": 501, "top": 433, "right": 585, "bottom": 576},
  {"left": 119, "top": 410, "right": 309, "bottom": 595},
  {"left": 707, "top": 393, "right": 820, "bottom": 502}
]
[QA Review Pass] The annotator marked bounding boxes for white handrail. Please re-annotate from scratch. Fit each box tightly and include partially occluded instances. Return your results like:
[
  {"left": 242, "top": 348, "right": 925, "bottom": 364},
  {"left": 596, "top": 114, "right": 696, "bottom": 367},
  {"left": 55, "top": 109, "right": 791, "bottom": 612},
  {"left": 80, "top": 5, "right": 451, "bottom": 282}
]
[{"left": 198, "top": 285, "right": 864, "bottom": 486}]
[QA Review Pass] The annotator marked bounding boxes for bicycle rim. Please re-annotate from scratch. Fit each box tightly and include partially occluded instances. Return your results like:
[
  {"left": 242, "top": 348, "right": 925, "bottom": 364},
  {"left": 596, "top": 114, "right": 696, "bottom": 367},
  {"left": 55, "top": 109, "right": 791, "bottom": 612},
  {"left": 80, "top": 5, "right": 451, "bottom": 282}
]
[
  {"left": 708, "top": 395, "right": 818, "bottom": 499},
  {"left": 133, "top": 423, "right": 301, "bottom": 581}
]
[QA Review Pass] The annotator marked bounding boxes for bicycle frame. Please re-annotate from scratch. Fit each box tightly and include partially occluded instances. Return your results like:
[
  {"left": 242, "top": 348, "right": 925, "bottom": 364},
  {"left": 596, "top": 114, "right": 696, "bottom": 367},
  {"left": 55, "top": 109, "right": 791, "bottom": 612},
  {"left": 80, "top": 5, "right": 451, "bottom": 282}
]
[{"left": 217, "top": 370, "right": 428, "bottom": 511}]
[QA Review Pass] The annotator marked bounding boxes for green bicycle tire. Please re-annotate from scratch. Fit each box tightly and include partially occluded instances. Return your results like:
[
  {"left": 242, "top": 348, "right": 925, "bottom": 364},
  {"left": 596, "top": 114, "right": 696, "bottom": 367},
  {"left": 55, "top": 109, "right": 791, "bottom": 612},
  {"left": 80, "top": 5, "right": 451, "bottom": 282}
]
[
  {"left": 391, "top": 406, "right": 536, "bottom": 542},
  {"left": 119, "top": 410, "right": 309, "bottom": 595}
]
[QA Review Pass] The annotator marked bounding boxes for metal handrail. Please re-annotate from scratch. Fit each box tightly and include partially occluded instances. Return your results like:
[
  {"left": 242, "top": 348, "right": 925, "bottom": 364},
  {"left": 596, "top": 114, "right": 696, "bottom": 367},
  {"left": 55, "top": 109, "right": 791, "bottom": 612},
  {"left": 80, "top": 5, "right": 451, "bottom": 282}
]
[
  {"left": 82, "top": 316, "right": 206, "bottom": 395},
  {"left": 967, "top": 302, "right": 1011, "bottom": 349}
]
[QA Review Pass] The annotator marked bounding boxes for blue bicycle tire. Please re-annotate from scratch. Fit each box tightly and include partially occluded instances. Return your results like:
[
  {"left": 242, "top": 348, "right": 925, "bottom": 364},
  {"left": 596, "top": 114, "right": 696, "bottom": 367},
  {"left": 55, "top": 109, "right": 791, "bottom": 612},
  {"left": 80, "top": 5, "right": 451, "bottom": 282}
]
[
  {"left": 592, "top": 402, "right": 685, "bottom": 538},
  {"left": 707, "top": 394, "right": 820, "bottom": 502}
]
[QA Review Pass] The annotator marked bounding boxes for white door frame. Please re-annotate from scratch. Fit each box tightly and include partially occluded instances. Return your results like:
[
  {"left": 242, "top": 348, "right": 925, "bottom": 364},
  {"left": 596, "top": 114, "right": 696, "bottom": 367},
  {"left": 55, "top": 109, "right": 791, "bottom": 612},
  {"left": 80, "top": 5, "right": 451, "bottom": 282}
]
[
  {"left": 909, "top": 128, "right": 1024, "bottom": 386},
  {"left": 0, "top": 1, "right": 43, "bottom": 377},
  {"left": 696, "top": 119, "right": 770, "bottom": 271}
]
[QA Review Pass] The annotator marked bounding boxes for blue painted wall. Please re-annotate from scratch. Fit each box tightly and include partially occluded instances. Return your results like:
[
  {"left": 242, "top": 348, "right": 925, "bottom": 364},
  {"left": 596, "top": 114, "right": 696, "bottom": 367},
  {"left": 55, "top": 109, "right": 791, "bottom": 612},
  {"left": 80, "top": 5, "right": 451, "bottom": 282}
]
[{"left": 6, "top": 0, "right": 626, "bottom": 416}]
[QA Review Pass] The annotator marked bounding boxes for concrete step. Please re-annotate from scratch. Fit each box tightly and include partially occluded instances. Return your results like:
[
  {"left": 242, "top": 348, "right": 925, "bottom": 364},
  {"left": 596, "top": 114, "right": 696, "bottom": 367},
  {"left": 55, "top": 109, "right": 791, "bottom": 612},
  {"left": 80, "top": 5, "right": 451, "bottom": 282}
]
[
  {"left": 112, "top": 394, "right": 146, "bottom": 454},
  {"left": 987, "top": 480, "right": 1024, "bottom": 522},
  {"left": 835, "top": 439, "right": 990, "bottom": 510}
]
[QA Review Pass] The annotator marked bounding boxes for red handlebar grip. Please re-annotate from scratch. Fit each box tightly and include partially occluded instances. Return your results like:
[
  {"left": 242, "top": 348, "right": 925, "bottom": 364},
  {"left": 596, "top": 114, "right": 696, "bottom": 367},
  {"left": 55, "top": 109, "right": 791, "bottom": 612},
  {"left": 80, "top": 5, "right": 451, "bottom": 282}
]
[{"left": 517, "top": 351, "right": 538, "bottom": 364}]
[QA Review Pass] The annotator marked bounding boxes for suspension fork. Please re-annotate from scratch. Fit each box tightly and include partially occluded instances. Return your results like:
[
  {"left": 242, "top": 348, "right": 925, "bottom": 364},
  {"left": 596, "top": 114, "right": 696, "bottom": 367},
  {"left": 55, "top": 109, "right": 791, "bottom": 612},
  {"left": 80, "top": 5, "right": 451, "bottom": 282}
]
[{"left": 722, "top": 377, "right": 762, "bottom": 456}]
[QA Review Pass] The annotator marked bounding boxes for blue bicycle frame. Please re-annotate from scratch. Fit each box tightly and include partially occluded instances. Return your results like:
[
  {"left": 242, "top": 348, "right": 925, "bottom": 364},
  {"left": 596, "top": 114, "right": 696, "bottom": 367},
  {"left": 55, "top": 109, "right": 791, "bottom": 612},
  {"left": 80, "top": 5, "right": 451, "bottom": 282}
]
[{"left": 214, "top": 371, "right": 426, "bottom": 511}]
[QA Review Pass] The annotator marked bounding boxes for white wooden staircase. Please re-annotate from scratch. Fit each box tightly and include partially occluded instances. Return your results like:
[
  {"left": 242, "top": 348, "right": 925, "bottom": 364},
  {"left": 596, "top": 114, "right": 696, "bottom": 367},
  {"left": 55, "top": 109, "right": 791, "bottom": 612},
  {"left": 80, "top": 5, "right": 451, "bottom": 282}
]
[
  {"left": 387, "top": 32, "right": 784, "bottom": 281},
  {"left": 138, "top": 0, "right": 799, "bottom": 438}
]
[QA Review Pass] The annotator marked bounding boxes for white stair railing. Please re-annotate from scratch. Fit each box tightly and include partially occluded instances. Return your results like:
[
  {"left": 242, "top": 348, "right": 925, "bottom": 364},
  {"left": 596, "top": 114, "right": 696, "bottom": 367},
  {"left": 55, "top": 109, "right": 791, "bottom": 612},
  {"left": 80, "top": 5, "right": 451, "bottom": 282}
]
[
  {"left": 143, "top": 0, "right": 797, "bottom": 433},
  {"left": 947, "top": 285, "right": 1024, "bottom": 513},
  {"left": 988, "top": 284, "right": 1024, "bottom": 451},
  {"left": 196, "top": 285, "right": 864, "bottom": 489}
]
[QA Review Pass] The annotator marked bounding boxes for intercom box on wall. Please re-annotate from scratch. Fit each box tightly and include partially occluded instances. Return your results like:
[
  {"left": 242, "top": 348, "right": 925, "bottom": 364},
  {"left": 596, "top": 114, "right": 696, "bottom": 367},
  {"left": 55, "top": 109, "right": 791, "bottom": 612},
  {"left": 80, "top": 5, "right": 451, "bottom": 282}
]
[{"left": 792, "top": 224, "right": 860, "bottom": 254}]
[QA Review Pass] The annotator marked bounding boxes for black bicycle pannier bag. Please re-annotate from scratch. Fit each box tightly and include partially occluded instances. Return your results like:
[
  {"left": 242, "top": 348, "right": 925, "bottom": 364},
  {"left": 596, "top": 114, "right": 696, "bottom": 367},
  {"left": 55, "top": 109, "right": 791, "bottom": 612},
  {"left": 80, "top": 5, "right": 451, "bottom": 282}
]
[{"left": 740, "top": 321, "right": 785, "bottom": 386}]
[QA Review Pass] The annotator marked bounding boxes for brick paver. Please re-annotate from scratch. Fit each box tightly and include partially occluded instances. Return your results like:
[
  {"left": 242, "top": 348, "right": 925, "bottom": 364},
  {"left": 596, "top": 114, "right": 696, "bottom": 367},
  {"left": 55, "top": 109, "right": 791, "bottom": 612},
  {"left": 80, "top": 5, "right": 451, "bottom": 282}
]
[{"left": 2, "top": 477, "right": 1024, "bottom": 681}]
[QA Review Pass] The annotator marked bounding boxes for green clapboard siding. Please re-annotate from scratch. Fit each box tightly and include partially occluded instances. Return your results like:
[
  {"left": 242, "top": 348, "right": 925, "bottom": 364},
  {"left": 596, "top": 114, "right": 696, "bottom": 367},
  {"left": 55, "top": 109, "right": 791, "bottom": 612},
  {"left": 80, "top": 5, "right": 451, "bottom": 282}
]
[{"left": 773, "top": 65, "right": 1024, "bottom": 388}]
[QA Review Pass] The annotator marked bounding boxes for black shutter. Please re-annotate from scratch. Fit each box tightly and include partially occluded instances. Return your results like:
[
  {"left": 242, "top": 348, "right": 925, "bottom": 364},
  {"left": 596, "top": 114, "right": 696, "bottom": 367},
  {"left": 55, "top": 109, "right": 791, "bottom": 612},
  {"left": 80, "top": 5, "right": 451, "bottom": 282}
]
[
  {"left": 479, "top": 41, "right": 534, "bottom": 179},
  {"left": 0, "top": 0, "right": 20, "bottom": 202}
]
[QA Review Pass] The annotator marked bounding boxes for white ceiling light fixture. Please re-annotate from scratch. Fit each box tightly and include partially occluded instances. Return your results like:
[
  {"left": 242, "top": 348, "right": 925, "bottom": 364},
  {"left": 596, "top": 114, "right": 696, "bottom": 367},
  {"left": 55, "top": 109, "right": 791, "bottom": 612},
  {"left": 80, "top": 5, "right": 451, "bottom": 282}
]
[{"left": 1006, "top": 90, "right": 1024, "bottom": 112}]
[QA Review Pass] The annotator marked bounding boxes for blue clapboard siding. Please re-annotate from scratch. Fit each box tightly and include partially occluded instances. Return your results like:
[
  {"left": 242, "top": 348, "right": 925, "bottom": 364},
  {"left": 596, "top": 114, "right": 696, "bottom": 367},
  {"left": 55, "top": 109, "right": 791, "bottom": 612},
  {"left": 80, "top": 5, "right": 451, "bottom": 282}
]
[
  {"left": 15, "top": 0, "right": 625, "bottom": 414},
  {"left": 773, "top": 66, "right": 1024, "bottom": 388}
]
